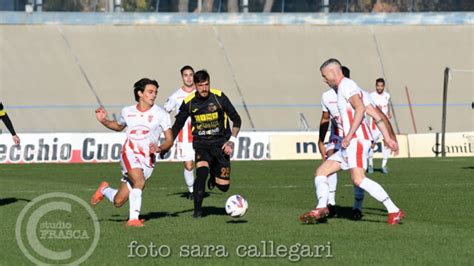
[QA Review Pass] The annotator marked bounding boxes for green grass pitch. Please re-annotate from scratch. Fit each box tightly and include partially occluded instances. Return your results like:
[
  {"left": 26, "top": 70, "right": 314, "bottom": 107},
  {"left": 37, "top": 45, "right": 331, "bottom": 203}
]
[{"left": 1, "top": 158, "right": 473, "bottom": 265}]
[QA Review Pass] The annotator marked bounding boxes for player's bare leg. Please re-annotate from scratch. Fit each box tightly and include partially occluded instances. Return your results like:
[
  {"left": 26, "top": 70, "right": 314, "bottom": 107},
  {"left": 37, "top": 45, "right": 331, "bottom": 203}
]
[{"left": 350, "top": 167, "right": 404, "bottom": 224}]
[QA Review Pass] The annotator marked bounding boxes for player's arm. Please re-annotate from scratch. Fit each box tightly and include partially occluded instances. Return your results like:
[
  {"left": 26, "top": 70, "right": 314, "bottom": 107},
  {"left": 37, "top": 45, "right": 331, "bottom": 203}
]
[
  {"left": 220, "top": 94, "right": 242, "bottom": 155},
  {"left": 344, "top": 95, "right": 366, "bottom": 148},
  {"left": 163, "top": 96, "right": 175, "bottom": 114},
  {"left": 375, "top": 106, "right": 396, "bottom": 142},
  {"left": 0, "top": 103, "right": 20, "bottom": 144},
  {"left": 171, "top": 102, "right": 190, "bottom": 140},
  {"left": 318, "top": 111, "right": 330, "bottom": 160},
  {"left": 95, "top": 106, "right": 125, "bottom": 132},
  {"left": 151, "top": 129, "right": 174, "bottom": 154},
  {"left": 365, "top": 104, "right": 398, "bottom": 154}
]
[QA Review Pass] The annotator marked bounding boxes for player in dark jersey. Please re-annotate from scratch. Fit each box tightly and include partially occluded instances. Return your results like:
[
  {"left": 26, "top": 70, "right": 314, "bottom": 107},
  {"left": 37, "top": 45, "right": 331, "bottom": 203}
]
[
  {"left": 170, "top": 70, "right": 242, "bottom": 218},
  {"left": 0, "top": 102, "right": 20, "bottom": 144}
]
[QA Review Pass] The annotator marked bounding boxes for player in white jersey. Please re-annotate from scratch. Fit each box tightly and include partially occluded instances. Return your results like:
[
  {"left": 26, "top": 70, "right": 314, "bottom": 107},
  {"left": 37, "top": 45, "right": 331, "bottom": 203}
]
[
  {"left": 164, "top": 65, "right": 196, "bottom": 200},
  {"left": 300, "top": 59, "right": 404, "bottom": 225},
  {"left": 91, "top": 78, "right": 174, "bottom": 227},
  {"left": 318, "top": 66, "right": 365, "bottom": 219},
  {"left": 368, "top": 78, "right": 392, "bottom": 174}
]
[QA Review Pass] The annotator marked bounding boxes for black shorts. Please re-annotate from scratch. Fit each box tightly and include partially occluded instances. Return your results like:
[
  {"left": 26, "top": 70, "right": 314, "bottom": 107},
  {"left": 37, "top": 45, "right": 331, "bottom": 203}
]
[{"left": 195, "top": 146, "right": 231, "bottom": 180}]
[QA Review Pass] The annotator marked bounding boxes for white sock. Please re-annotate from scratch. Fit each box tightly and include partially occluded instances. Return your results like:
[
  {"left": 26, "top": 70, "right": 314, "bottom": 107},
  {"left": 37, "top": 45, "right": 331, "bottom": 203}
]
[
  {"left": 129, "top": 188, "right": 142, "bottom": 220},
  {"left": 382, "top": 146, "right": 390, "bottom": 168},
  {"left": 314, "top": 176, "right": 329, "bottom": 209},
  {"left": 353, "top": 185, "right": 365, "bottom": 210},
  {"left": 184, "top": 169, "right": 194, "bottom": 193},
  {"left": 102, "top": 187, "right": 117, "bottom": 202},
  {"left": 327, "top": 173, "right": 337, "bottom": 206},
  {"left": 359, "top": 177, "right": 399, "bottom": 213},
  {"left": 368, "top": 147, "right": 374, "bottom": 167}
]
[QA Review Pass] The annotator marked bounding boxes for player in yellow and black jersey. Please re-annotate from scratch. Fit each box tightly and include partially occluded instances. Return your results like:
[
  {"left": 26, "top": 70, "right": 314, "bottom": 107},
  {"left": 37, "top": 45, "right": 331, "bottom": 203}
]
[
  {"left": 170, "top": 70, "right": 241, "bottom": 218},
  {"left": 0, "top": 102, "right": 20, "bottom": 144}
]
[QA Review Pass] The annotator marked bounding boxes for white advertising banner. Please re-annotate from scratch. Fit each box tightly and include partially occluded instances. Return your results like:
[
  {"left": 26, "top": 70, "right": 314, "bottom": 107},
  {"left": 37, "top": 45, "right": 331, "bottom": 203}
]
[
  {"left": 1, "top": 131, "right": 470, "bottom": 164},
  {"left": 408, "top": 132, "right": 474, "bottom": 158},
  {"left": 0, "top": 132, "right": 270, "bottom": 164}
]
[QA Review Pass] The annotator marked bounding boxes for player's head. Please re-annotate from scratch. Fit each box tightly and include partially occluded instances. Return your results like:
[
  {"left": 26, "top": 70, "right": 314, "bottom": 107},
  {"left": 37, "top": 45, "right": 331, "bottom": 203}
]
[
  {"left": 194, "top": 70, "right": 210, "bottom": 98},
  {"left": 375, "top": 78, "right": 385, "bottom": 94},
  {"left": 320, "top": 58, "right": 343, "bottom": 89},
  {"left": 180, "top": 65, "right": 194, "bottom": 88},
  {"left": 341, "top": 66, "right": 350, "bottom": 78},
  {"left": 133, "top": 78, "right": 159, "bottom": 104}
]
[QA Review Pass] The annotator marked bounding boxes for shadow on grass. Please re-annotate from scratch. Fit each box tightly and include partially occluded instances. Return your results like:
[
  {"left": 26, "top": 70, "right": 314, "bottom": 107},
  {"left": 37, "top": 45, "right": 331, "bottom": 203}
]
[
  {"left": 0, "top": 197, "right": 30, "bottom": 207},
  {"left": 330, "top": 206, "right": 386, "bottom": 223},
  {"left": 166, "top": 191, "right": 212, "bottom": 199},
  {"left": 461, "top": 166, "right": 474, "bottom": 170},
  {"left": 226, "top": 219, "right": 248, "bottom": 224}
]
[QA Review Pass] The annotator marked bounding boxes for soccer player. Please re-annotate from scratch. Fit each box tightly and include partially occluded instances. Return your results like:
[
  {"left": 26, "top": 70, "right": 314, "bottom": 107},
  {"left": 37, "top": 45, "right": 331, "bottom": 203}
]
[
  {"left": 164, "top": 65, "right": 196, "bottom": 200},
  {"left": 368, "top": 78, "right": 392, "bottom": 174},
  {"left": 0, "top": 102, "right": 20, "bottom": 144},
  {"left": 91, "top": 78, "right": 174, "bottom": 227},
  {"left": 318, "top": 66, "right": 366, "bottom": 220},
  {"left": 300, "top": 59, "right": 404, "bottom": 225},
  {"left": 169, "top": 70, "right": 242, "bottom": 218}
]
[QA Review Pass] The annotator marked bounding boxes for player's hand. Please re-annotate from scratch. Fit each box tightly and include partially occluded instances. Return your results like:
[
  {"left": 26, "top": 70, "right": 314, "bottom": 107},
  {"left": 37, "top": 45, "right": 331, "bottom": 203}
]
[
  {"left": 12, "top": 135, "right": 20, "bottom": 145},
  {"left": 385, "top": 138, "right": 399, "bottom": 156},
  {"left": 222, "top": 141, "right": 234, "bottom": 156},
  {"left": 149, "top": 143, "right": 161, "bottom": 154},
  {"left": 95, "top": 107, "right": 107, "bottom": 123},
  {"left": 342, "top": 136, "right": 351, "bottom": 149},
  {"left": 318, "top": 142, "right": 327, "bottom": 161}
]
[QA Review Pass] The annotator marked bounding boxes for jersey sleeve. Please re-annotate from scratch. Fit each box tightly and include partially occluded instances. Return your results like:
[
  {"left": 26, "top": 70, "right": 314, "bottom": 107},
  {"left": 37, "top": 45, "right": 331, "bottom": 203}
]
[
  {"left": 117, "top": 108, "right": 126, "bottom": 126},
  {"left": 0, "top": 103, "right": 17, "bottom": 135},
  {"left": 163, "top": 95, "right": 175, "bottom": 113},
  {"left": 171, "top": 102, "right": 190, "bottom": 140},
  {"left": 362, "top": 90, "right": 375, "bottom": 107},
  {"left": 160, "top": 111, "right": 172, "bottom": 131},
  {"left": 0, "top": 103, "right": 5, "bottom": 117},
  {"left": 386, "top": 92, "right": 391, "bottom": 101},
  {"left": 341, "top": 80, "right": 360, "bottom": 101},
  {"left": 220, "top": 93, "right": 242, "bottom": 128},
  {"left": 321, "top": 97, "right": 328, "bottom": 112}
]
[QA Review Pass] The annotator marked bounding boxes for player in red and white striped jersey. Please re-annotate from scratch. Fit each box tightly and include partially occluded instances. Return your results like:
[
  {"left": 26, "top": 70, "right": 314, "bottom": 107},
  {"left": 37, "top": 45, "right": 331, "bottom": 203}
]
[
  {"left": 164, "top": 65, "right": 196, "bottom": 199},
  {"left": 300, "top": 59, "right": 404, "bottom": 225},
  {"left": 368, "top": 78, "right": 392, "bottom": 174},
  {"left": 91, "top": 78, "right": 174, "bottom": 227}
]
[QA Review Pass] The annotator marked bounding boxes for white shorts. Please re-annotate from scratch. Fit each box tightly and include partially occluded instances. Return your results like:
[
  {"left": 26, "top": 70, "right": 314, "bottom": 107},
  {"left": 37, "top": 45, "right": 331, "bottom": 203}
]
[
  {"left": 175, "top": 142, "right": 195, "bottom": 162},
  {"left": 325, "top": 136, "right": 342, "bottom": 152},
  {"left": 120, "top": 148, "right": 154, "bottom": 182},
  {"left": 328, "top": 139, "right": 371, "bottom": 170}
]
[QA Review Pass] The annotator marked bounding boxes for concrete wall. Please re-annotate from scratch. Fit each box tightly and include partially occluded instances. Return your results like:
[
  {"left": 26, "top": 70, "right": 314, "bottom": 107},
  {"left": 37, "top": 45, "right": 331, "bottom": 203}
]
[{"left": 1, "top": 14, "right": 473, "bottom": 134}]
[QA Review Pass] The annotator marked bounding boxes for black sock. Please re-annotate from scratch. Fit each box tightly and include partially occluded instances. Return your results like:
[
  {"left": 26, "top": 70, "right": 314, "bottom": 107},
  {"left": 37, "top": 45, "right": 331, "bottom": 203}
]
[
  {"left": 193, "top": 167, "right": 209, "bottom": 213},
  {"left": 216, "top": 183, "right": 230, "bottom": 192}
]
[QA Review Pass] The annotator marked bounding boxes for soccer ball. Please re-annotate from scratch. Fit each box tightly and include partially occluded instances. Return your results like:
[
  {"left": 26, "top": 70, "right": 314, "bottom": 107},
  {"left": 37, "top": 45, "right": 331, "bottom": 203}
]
[{"left": 225, "top": 194, "right": 248, "bottom": 218}]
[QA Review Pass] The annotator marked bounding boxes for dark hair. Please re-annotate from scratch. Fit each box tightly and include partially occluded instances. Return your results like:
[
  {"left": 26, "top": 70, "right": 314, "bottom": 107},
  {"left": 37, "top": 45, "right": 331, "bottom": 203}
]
[
  {"left": 341, "top": 66, "right": 350, "bottom": 78},
  {"left": 133, "top": 78, "right": 159, "bottom": 102},
  {"left": 320, "top": 58, "right": 342, "bottom": 70},
  {"left": 376, "top": 78, "right": 385, "bottom": 85},
  {"left": 194, "top": 70, "right": 210, "bottom": 84},
  {"left": 180, "top": 65, "right": 194, "bottom": 75}
]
